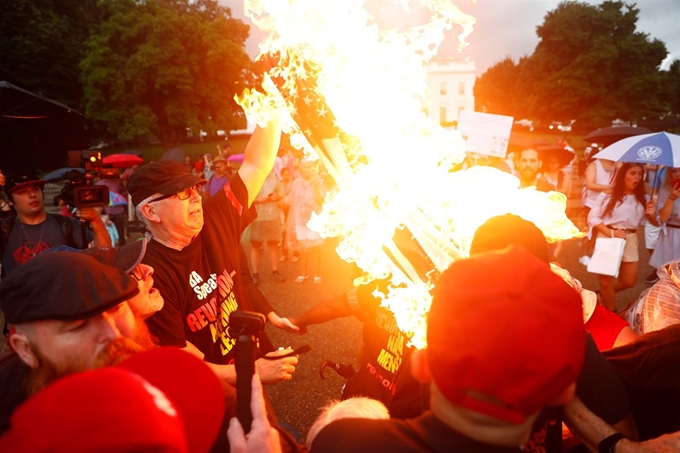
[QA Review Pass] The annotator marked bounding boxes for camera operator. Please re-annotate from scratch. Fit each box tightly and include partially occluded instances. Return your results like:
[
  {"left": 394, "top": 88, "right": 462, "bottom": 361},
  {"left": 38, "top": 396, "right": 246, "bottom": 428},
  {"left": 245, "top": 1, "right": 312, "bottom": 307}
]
[{"left": 0, "top": 173, "right": 111, "bottom": 276}]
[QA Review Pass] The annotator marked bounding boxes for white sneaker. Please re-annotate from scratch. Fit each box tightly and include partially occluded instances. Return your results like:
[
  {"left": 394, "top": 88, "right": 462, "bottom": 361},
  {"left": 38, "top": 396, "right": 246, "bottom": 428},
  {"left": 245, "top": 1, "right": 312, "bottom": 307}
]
[{"left": 579, "top": 256, "right": 591, "bottom": 266}]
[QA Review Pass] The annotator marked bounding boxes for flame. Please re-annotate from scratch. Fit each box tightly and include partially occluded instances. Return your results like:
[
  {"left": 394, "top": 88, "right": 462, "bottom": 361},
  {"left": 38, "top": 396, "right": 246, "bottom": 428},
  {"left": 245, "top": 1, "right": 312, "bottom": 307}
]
[{"left": 237, "top": 0, "right": 581, "bottom": 349}]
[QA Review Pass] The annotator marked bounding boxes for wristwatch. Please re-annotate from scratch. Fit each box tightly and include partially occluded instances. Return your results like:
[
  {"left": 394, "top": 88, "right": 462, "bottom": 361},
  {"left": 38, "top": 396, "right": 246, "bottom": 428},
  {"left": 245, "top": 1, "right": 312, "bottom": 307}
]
[{"left": 598, "top": 433, "right": 626, "bottom": 453}]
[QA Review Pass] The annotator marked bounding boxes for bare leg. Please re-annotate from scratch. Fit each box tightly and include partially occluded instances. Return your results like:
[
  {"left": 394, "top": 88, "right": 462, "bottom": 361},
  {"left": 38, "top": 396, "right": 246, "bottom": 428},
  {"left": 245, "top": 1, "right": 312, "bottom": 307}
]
[
  {"left": 250, "top": 240, "right": 263, "bottom": 273},
  {"left": 615, "top": 261, "right": 639, "bottom": 292},
  {"left": 267, "top": 241, "right": 279, "bottom": 272},
  {"left": 598, "top": 274, "right": 616, "bottom": 311},
  {"left": 299, "top": 248, "right": 309, "bottom": 277}
]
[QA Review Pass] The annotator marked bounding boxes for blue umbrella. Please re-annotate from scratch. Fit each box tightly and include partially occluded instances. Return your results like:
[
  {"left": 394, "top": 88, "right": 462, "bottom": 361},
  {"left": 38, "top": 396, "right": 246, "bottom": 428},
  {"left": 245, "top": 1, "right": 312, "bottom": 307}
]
[
  {"left": 592, "top": 132, "right": 680, "bottom": 167},
  {"left": 43, "top": 167, "right": 85, "bottom": 182},
  {"left": 109, "top": 191, "right": 127, "bottom": 206}
]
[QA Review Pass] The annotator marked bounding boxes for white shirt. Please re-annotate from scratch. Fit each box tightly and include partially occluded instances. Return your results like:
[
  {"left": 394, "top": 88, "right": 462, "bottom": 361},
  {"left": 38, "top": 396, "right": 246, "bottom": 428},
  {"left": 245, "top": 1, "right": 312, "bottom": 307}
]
[{"left": 588, "top": 193, "right": 646, "bottom": 237}]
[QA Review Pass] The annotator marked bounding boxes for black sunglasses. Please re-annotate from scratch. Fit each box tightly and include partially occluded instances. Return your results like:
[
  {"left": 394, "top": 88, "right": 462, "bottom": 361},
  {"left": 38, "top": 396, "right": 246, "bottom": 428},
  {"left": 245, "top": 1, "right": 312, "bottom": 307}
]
[{"left": 148, "top": 183, "right": 203, "bottom": 203}]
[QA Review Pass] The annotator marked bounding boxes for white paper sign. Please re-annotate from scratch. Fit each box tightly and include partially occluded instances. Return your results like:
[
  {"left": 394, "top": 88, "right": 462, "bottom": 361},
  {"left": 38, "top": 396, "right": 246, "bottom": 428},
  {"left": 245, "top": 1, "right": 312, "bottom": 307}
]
[{"left": 457, "top": 111, "right": 514, "bottom": 158}]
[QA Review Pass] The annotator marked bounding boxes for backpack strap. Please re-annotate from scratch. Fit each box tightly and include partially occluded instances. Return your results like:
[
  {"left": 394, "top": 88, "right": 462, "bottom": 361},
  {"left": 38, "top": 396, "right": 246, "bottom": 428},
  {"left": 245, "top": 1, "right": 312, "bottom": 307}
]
[
  {"left": 0, "top": 215, "right": 16, "bottom": 262},
  {"left": 51, "top": 214, "right": 76, "bottom": 248}
]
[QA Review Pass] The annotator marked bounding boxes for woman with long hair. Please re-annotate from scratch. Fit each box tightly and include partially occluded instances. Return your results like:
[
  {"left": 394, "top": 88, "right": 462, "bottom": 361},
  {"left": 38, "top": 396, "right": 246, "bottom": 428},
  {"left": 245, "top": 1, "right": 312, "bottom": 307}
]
[
  {"left": 588, "top": 162, "right": 647, "bottom": 311},
  {"left": 648, "top": 167, "right": 680, "bottom": 269}
]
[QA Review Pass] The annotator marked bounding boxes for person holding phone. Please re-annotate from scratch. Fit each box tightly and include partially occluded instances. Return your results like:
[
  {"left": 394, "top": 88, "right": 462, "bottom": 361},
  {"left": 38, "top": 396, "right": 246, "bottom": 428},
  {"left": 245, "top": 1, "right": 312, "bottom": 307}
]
[{"left": 648, "top": 167, "right": 680, "bottom": 270}]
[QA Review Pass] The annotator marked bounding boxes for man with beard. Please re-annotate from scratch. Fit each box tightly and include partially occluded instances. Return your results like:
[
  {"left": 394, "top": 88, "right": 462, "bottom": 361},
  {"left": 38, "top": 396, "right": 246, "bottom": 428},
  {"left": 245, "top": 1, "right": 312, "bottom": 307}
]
[
  {"left": 517, "top": 149, "right": 553, "bottom": 191},
  {"left": 0, "top": 250, "right": 151, "bottom": 434}
]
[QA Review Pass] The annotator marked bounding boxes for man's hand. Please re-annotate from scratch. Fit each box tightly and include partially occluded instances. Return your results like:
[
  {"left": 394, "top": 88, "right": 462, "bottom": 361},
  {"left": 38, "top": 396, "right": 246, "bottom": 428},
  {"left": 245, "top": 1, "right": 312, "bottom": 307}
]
[
  {"left": 255, "top": 348, "right": 298, "bottom": 384},
  {"left": 267, "top": 312, "right": 300, "bottom": 334},
  {"left": 227, "top": 374, "right": 282, "bottom": 453},
  {"left": 76, "top": 207, "right": 112, "bottom": 247},
  {"left": 286, "top": 317, "right": 307, "bottom": 335},
  {"left": 75, "top": 207, "right": 101, "bottom": 223}
]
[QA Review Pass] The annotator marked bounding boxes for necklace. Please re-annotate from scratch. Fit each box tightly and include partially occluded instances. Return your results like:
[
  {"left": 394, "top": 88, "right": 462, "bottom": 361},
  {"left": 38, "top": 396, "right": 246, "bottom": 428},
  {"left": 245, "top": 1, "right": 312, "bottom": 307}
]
[{"left": 18, "top": 218, "right": 47, "bottom": 258}]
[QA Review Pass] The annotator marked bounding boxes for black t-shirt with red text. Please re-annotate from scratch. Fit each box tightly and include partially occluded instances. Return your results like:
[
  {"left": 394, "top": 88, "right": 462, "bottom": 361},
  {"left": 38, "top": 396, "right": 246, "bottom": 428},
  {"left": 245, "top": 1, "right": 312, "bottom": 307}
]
[
  {"left": 342, "top": 288, "right": 422, "bottom": 419},
  {"left": 143, "top": 175, "right": 255, "bottom": 364}
]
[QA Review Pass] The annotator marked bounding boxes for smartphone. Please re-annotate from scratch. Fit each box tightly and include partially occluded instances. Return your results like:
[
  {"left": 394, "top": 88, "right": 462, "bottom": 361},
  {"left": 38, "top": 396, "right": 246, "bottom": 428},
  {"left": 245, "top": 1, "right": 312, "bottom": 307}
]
[{"left": 672, "top": 178, "right": 680, "bottom": 191}]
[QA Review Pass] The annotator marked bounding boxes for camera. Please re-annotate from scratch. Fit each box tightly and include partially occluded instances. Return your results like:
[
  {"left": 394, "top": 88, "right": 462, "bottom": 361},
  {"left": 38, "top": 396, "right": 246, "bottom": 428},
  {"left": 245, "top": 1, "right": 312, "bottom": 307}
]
[
  {"left": 59, "top": 151, "right": 110, "bottom": 209},
  {"left": 228, "top": 311, "right": 266, "bottom": 433}
]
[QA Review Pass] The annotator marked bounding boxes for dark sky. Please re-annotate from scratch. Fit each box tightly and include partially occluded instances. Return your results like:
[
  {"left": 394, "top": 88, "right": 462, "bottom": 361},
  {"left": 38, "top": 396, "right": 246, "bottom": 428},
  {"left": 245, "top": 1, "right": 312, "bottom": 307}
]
[{"left": 221, "top": 0, "right": 679, "bottom": 75}]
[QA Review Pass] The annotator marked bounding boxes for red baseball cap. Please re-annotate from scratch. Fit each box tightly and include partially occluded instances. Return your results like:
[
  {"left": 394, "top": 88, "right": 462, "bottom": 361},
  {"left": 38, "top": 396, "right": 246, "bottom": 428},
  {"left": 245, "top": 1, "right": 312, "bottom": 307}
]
[
  {"left": 427, "top": 246, "right": 586, "bottom": 424},
  {"left": 0, "top": 348, "right": 225, "bottom": 452}
]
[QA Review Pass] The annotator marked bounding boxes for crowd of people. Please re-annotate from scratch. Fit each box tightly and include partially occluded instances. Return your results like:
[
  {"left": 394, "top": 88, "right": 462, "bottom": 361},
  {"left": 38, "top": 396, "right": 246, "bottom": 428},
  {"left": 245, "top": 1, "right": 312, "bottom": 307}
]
[{"left": 0, "top": 119, "right": 679, "bottom": 453}]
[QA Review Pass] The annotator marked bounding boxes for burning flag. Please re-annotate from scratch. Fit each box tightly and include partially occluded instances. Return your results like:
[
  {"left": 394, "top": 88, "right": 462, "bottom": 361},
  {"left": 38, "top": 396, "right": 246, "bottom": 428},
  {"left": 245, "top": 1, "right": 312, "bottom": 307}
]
[{"left": 237, "top": 0, "right": 581, "bottom": 348}]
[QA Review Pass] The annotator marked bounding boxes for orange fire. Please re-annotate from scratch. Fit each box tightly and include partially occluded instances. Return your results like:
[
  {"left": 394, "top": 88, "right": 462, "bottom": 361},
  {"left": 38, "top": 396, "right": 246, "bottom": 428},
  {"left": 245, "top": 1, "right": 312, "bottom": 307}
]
[{"left": 237, "top": 0, "right": 580, "bottom": 348}]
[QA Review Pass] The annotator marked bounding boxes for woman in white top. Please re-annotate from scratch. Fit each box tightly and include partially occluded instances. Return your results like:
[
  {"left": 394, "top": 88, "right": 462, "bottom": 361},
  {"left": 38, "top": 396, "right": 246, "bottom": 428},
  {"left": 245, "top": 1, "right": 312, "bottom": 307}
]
[
  {"left": 648, "top": 167, "right": 680, "bottom": 268},
  {"left": 588, "top": 163, "right": 647, "bottom": 311},
  {"left": 583, "top": 159, "right": 616, "bottom": 208}
]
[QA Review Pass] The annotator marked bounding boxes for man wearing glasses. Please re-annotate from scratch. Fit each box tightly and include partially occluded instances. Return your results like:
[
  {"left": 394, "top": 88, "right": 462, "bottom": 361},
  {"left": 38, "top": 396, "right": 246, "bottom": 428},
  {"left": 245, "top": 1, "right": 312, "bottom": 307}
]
[{"left": 128, "top": 120, "right": 299, "bottom": 387}]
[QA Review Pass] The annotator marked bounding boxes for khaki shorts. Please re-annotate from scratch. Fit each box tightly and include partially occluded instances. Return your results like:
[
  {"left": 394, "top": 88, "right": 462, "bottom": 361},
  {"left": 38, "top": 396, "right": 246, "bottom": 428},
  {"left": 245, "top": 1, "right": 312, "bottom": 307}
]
[{"left": 597, "top": 231, "right": 638, "bottom": 262}]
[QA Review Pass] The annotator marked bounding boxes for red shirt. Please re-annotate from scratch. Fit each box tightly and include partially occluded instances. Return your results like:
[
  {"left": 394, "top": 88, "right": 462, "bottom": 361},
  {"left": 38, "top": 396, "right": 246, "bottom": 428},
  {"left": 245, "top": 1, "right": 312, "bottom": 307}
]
[{"left": 585, "top": 304, "right": 629, "bottom": 350}]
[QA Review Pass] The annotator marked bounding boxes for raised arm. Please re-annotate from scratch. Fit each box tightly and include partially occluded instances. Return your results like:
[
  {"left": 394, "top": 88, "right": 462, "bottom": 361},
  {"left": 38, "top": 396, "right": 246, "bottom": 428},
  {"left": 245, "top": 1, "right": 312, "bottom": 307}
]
[{"left": 238, "top": 118, "right": 282, "bottom": 207}]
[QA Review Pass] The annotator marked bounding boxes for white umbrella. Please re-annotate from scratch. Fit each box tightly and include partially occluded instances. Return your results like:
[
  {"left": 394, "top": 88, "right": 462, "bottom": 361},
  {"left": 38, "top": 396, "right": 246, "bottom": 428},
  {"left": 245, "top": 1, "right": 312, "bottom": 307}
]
[{"left": 592, "top": 132, "right": 680, "bottom": 167}]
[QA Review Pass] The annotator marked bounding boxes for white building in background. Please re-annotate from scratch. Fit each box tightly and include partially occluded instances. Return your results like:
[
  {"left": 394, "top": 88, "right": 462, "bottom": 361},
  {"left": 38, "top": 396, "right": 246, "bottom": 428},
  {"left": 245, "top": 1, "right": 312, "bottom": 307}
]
[{"left": 422, "top": 58, "right": 476, "bottom": 124}]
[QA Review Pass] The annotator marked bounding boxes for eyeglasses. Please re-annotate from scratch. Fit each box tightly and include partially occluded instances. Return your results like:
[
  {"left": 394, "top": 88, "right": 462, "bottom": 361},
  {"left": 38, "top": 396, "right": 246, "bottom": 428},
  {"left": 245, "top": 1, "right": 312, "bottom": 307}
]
[
  {"left": 131, "top": 268, "right": 143, "bottom": 281},
  {"left": 148, "top": 184, "right": 203, "bottom": 203},
  {"left": 131, "top": 265, "right": 152, "bottom": 281}
]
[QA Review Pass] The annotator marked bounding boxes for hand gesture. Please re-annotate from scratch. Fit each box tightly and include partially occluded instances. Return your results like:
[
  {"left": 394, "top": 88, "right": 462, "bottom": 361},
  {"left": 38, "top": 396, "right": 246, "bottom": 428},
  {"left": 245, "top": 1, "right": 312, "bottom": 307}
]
[
  {"left": 670, "top": 186, "right": 680, "bottom": 202},
  {"left": 227, "top": 374, "right": 282, "bottom": 453},
  {"left": 255, "top": 348, "right": 298, "bottom": 384},
  {"left": 287, "top": 317, "right": 307, "bottom": 335},
  {"left": 611, "top": 229, "right": 628, "bottom": 239},
  {"left": 267, "top": 312, "right": 300, "bottom": 334}
]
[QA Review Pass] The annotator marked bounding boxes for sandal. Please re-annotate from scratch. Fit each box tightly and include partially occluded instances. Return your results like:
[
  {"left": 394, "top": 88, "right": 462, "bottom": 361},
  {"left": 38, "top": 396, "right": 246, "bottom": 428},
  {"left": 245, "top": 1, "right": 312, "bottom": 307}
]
[{"left": 295, "top": 275, "right": 309, "bottom": 283}]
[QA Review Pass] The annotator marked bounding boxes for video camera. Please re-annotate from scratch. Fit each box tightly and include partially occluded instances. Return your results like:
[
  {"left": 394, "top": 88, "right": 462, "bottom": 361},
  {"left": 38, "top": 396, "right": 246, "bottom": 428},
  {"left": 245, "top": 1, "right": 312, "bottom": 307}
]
[
  {"left": 228, "top": 311, "right": 267, "bottom": 434},
  {"left": 59, "top": 151, "right": 111, "bottom": 209}
]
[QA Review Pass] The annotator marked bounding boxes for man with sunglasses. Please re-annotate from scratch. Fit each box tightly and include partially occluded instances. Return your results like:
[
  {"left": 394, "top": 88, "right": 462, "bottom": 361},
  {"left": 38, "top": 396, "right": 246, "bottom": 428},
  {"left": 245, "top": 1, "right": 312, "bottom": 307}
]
[{"left": 128, "top": 120, "right": 299, "bottom": 387}]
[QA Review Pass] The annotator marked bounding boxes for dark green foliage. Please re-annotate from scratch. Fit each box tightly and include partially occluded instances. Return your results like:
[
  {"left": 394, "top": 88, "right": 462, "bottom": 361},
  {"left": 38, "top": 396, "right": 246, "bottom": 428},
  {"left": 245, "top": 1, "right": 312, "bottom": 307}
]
[
  {"left": 80, "top": 0, "right": 254, "bottom": 146},
  {"left": 0, "top": 0, "right": 99, "bottom": 107},
  {"left": 476, "top": 1, "right": 670, "bottom": 125}
]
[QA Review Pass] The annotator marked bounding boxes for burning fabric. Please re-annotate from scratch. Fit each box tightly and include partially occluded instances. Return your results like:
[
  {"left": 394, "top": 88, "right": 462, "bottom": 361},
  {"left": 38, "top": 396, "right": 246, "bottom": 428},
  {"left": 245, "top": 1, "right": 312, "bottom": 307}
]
[{"left": 237, "top": 0, "right": 580, "bottom": 348}]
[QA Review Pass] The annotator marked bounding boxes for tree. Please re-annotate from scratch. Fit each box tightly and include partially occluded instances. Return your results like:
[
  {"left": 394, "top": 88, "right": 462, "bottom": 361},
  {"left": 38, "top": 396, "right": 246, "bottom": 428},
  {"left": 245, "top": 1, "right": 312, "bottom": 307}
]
[
  {"left": 497, "top": 1, "right": 668, "bottom": 125},
  {"left": 0, "top": 0, "right": 99, "bottom": 107},
  {"left": 474, "top": 57, "right": 522, "bottom": 117},
  {"left": 663, "top": 59, "right": 680, "bottom": 117},
  {"left": 80, "top": 0, "right": 253, "bottom": 146}
]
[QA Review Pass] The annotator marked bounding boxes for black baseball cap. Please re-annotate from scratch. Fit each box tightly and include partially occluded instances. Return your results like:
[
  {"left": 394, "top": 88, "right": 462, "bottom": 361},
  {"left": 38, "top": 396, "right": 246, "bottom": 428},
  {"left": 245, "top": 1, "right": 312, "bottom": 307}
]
[
  {"left": 81, "top": 238, "right": 147, "bottom": 273},
  {"left": 128, "top": 161, "right": 205, "bottom": 206},
  {"left": 5, "top": 173, "right": 46, "bottom": 194},
  {"left": 0, "top": 252, "right": 139, "bottom": 325}
]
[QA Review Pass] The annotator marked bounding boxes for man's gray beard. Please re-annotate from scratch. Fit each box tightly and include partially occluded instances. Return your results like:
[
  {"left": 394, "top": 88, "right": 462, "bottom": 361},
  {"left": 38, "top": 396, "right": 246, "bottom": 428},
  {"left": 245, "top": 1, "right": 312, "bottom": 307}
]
[{"left": 24, "top": 335, "right": 151, "bottom": 396}]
